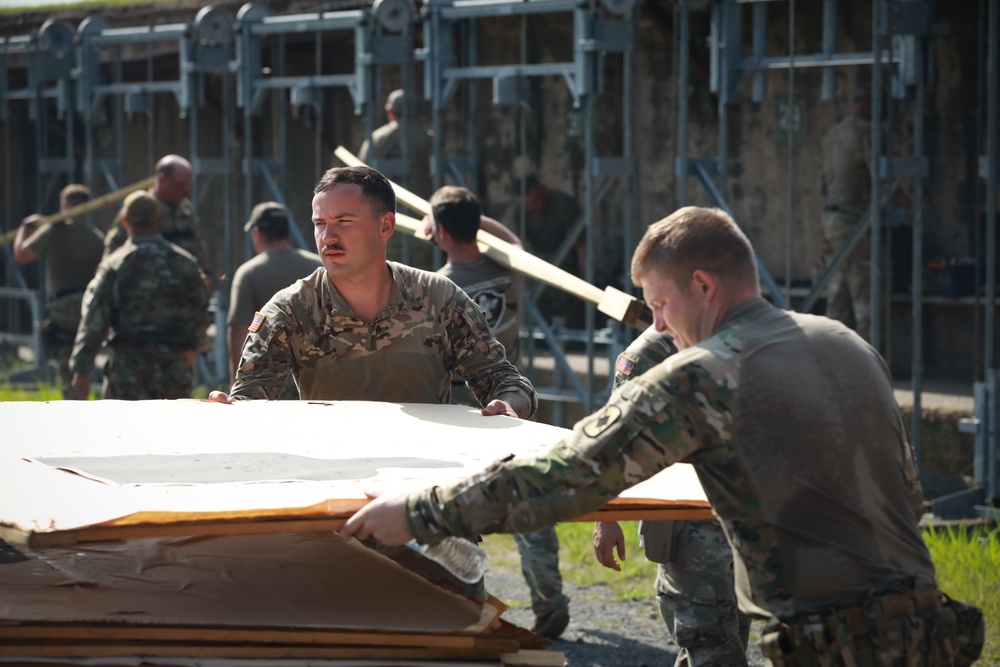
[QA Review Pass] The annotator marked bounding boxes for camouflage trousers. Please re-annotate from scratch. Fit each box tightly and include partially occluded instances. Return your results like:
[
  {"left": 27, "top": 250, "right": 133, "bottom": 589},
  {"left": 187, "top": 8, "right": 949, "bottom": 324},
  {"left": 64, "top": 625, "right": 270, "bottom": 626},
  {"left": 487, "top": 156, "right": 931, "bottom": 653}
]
[
  {"left": 44, "top": 292, "right": 85, "bottom": 399},
  {"left": 649, "top": 519, "right": 750, "bottom": 667},
  {"left": 820, "top": 211, "right": 870, "bottom": 340},
  {"left": 102, "top": 346, "right": 194, "bottom": 400},
  {"left": 760, "top": 586, "right": 984, "bottom": 667},
  {"left": 514, "top": 527, "right": 569, "bottom": 617}
]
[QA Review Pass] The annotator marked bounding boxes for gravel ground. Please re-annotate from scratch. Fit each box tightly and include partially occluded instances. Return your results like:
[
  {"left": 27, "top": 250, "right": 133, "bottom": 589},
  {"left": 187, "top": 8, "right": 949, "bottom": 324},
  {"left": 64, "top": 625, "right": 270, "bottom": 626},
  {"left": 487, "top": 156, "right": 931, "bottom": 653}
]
[{"left": 484, "top": 564, "right": 767, "bottom": 667}]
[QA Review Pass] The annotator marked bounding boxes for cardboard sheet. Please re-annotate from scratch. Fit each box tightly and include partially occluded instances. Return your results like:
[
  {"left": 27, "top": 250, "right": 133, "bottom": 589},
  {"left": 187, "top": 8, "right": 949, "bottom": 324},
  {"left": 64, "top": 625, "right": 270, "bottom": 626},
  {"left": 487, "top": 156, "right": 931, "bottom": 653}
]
[
  {"left": 1, "top": 400, "right": 711, "bottom": 546},
  {"left": 0, "top": 531, "right": 492, "bottom": 633}
]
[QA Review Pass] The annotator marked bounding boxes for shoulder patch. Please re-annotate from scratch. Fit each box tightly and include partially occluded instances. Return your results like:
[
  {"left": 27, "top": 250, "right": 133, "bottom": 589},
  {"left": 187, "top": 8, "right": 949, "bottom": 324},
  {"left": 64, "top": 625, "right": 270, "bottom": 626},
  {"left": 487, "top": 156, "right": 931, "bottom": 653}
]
[
  {"left": 615, "top": 352, "right": 638, "bottom": 377},
  {"left": 248, "top": 311, "right": 266, "bottom": 333},
  {"left": 582, "top": 405, "right": 622, "bottom": 438}
]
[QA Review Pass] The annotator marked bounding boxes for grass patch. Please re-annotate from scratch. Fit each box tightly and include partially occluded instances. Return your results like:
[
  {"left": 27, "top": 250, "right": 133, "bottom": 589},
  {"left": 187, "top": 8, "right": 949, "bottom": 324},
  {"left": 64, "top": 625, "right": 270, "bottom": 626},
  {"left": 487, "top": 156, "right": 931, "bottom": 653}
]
[
  {"left": 924, "top": 526, "right": 1000, "bottom": 665},
  {"left": 0, "top": 383, "right": 63, "bottom": 401},
  {"left": 482, "top": 521, "right": 659, "bottom": 602}
]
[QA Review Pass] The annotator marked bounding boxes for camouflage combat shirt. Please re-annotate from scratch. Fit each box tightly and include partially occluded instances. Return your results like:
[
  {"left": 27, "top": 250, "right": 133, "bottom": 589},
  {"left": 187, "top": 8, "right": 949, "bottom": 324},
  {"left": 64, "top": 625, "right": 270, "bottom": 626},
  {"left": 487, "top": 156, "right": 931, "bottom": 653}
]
[
  {"left": 229, "top": 261, "right": 537, "bottom": 411},
  {"left": 70, "top": 233, "right": 210, "bottom": 376},
  {"left": 820, "top": 115, "right": 872, "bottom": 216},
  {"left": 406, "top": 297, "right": 935, "bottom": 620}
]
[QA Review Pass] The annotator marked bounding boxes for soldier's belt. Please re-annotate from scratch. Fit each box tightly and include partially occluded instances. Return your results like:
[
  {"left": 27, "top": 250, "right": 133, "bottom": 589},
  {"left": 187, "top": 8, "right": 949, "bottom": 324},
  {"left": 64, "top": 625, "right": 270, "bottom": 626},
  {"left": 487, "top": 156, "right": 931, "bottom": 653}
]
[{"left": 796, "top": 585, "right": 942, "bottom": 638}]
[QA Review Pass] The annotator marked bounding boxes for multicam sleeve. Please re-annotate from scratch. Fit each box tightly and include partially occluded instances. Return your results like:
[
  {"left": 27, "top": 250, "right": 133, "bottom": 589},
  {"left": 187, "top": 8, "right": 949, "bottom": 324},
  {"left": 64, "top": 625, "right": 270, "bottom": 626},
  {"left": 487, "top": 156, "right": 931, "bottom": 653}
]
[
  {"left": 405, "top": 371, "right": 710, "bottom": 544},
  {"left": 446, "top": 290, "right": 537, "bottom": 417},
  {"left": 228, "top": 306, "right": 296, "bottom": 401},
  {"left": 69, "top": 263, "right": 114, "bottom": 376}
]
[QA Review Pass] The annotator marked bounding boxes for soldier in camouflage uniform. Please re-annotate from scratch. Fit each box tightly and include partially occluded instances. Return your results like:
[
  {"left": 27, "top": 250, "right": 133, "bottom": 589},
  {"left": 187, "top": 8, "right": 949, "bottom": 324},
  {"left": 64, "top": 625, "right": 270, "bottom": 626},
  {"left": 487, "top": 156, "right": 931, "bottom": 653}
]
[
  {"left": 104, "top": 155, "right": 207, "bottom": 271},
  {"left": 594, "top": 324, "right": 749, "bottom": 666},
  {"left": 208, "top": 166, "right": 536, "bottom": 599},
  {"left": 819, "top": 93, "right": 873, "bottom": 340},
  {"left": 425, "top": 185, "right": 570, "bottom": 639},
  {"left": 358, "top": 89, "right": 435, "bottom": 268},
  {"left": 344, "top": 206, "right": 984, "bottom": 666},
  {"left": 12, "top": 184, "right": 104, "bottom": 398},
  {"left": 70, "top": 193, "right": 210, "bottom": 400}
]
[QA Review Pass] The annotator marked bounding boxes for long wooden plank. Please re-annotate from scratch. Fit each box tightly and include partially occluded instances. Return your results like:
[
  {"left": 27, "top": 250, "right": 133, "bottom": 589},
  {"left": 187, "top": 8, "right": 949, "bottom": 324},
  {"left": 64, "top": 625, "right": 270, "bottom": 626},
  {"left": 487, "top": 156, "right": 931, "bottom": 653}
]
[
  {"left": 0, "top": 175, "right": 155, "bottom": 246},
  {"left": 0, "top": 625, "right": 511, "bottom": 649},
  {"left": 0, "top": 644, "right": 527, "bottom": 660},
  {"left": 334, "top": 146, "right": 651, "bottom": 330}
]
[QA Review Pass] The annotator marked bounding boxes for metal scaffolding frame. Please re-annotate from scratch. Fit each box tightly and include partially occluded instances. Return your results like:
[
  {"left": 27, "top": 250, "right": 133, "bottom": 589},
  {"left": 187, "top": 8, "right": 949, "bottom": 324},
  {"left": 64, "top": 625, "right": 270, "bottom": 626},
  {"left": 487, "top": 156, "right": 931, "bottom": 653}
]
[
  {"left": 0, "top": 19, "right": 79, "bottom": 382},
  {"left": 423, "top": 0, "right": 639, "bottom": 419},
  {"left": 678, "top": 0, "right": 999, "bottom": 514}
]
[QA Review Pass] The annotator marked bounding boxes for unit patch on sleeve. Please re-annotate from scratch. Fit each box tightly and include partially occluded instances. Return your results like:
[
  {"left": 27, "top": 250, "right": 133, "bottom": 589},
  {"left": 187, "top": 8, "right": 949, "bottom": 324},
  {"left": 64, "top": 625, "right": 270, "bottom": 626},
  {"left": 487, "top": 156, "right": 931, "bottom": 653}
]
[
  {"left": 248, "top": 311, "right": 266, "bottom": 333},
  {"left": 582, "top": 405, "right": 622, "bottom": 438}
]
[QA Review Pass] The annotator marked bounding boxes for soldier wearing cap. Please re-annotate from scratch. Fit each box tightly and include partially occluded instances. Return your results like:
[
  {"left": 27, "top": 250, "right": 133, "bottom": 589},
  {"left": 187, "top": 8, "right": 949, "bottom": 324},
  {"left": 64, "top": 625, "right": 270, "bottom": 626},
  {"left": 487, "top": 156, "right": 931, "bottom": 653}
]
[
  {"left": 70, "top": 192, "right": 210, "bottom": 400},
  {"left": 226, "top": 201, "right": 321, "bottom": 392}
]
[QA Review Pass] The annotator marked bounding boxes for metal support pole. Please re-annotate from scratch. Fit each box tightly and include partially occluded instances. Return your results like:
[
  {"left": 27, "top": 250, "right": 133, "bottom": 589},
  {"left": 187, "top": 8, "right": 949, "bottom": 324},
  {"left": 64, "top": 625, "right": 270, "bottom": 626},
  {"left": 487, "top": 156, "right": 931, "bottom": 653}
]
[
  {"left": 677, "top": 0, "right": 689, "bottom": 205},
  {"left": 871, "top": 0, "right": 884, "bottom": 349},
  {"left": 910, "top": 32, "right": 926, "bottom": 465},
  {"left": 986, "top": 0, "right": 998, "bottom": 374}
]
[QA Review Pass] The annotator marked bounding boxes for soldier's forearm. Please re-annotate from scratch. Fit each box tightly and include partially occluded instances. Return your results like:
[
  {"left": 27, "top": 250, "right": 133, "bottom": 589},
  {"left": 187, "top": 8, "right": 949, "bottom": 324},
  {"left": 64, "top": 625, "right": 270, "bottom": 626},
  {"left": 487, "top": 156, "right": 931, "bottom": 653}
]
[{"left": 495, "top": 391, "right": 533, "bottom": 419}]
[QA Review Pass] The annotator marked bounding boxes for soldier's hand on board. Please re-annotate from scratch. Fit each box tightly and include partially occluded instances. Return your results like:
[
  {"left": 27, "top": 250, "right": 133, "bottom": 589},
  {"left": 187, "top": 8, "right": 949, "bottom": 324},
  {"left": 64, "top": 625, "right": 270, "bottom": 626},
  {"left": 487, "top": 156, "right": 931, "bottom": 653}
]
[
  {"left": 482, "top": 392, "right": 530, "bottom": 419},
  {"left": 593, "top": 520, "right": 626, "bottom": 571},
  {"left": 341, "top": 489, "right": 414, "bottom": 546},
  {"left": 207, "top": 390, "right": 234, "bottom": 404}
]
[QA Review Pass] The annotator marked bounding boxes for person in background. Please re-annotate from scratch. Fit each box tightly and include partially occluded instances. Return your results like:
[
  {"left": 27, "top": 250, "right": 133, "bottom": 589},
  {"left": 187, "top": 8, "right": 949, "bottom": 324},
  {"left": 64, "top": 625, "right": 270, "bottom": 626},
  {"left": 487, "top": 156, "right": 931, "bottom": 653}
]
[
  {"left": 226, "top": 201, "right": 321, "bottom": 392},
  {"left": 507, "top": 174, "right": 585, "bottom": 327},
  {"left": 593, "top": 325, "right": 749, "bottom": 666},
  {"left": 13, "top": 184, "right": 104, "bottom": 398},
  {"left": 71, "top": 192, "right": 209, "bottom": 400},
  {"left": 424, "top": 184, "right": 571, "bottom": 639}
]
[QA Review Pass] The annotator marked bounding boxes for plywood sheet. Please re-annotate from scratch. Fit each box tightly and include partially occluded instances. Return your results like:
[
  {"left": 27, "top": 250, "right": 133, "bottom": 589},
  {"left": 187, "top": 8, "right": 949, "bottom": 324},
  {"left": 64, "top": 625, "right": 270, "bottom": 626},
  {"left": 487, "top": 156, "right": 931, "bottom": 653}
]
[
  {"left": 0, "top": 400, "right": 711, "bottom": 546},
  {"left": 0, "top": 531, "right": 493, "bottom": 633}
]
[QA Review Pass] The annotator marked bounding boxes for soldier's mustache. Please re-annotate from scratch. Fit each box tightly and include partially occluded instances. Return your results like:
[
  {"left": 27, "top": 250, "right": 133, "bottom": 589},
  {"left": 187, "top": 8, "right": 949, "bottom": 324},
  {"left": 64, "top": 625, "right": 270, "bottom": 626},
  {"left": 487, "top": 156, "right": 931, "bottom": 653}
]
[{"left": 322, "top": 242, "right": 345, "bottom": 253}]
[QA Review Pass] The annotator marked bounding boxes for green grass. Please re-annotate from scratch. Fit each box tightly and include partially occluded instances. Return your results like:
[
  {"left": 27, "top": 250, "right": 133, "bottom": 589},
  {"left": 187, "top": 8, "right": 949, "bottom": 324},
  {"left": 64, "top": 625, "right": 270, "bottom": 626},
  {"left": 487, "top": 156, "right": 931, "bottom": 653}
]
[
  {"left": 0, "top": 383, "right": 63, "bottom": 401},
  {"left": 482, "top": 521, "right": 659, "bottom": 602},
  {"left": 924, "top": 526, "right": 1000, "bottom": 665}
]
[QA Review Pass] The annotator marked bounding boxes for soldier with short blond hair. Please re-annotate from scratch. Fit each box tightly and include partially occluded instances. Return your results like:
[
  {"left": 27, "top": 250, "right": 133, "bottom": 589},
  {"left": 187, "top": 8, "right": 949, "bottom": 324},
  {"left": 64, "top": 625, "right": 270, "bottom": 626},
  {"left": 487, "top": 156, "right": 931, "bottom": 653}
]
[{"left": 345, "top": 205, "right": 984, "bottom": 667}]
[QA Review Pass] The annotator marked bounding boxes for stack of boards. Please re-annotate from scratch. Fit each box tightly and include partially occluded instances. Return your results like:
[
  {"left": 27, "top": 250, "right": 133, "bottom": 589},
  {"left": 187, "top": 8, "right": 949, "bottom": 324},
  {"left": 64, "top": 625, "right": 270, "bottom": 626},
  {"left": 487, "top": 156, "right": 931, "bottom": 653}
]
[{"left": 0, "top": 400, "right": 711, "bottom": 665}]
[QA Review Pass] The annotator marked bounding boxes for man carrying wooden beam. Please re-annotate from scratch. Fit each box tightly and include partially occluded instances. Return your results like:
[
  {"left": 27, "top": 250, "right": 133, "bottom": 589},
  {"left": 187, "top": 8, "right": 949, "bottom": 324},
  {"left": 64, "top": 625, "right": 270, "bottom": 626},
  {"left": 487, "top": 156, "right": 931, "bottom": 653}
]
[
  {"left": 424, "top": 185, "right": 571, "bottom": 639},
  {"left": 12, "top": 184, "right": 105, "bottom": 398}
]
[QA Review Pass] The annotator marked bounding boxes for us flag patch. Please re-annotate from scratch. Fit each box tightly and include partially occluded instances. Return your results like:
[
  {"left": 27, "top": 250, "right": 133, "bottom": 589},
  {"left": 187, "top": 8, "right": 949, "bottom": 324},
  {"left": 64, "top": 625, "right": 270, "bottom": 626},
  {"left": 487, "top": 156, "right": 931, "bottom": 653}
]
[
  {"left": 615, "top": 353, "right": 636, "bottom": 377},
  {"left": 248, "top": 311, "right": 266, "bottom": 333}
]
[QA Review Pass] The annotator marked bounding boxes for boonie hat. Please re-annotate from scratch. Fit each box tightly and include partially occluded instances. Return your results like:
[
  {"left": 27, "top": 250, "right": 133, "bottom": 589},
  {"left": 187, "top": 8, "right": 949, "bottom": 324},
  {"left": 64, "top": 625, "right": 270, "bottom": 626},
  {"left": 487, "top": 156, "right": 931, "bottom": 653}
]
[
  {"left": 124, "top": 192, "right": 159, "bottom": 226},
  {"left": 244, "top": 201, "right": 290, "bottom": 234}
]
